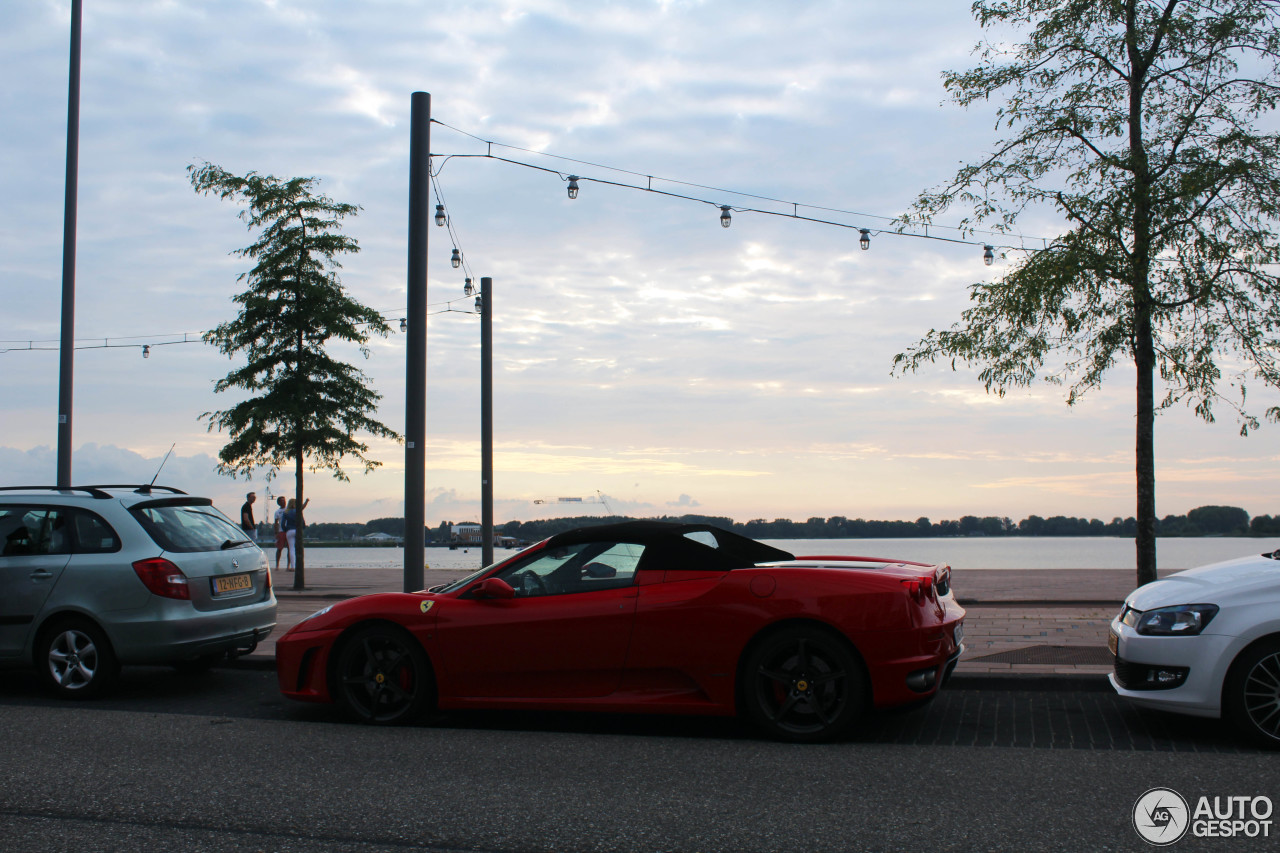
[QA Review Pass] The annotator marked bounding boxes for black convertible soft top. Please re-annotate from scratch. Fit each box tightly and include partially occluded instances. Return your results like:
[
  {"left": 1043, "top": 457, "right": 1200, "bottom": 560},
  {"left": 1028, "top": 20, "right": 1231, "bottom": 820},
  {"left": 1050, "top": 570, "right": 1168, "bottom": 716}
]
[{"left": 545, "top": 521, "right": 795, "bottom": 572}]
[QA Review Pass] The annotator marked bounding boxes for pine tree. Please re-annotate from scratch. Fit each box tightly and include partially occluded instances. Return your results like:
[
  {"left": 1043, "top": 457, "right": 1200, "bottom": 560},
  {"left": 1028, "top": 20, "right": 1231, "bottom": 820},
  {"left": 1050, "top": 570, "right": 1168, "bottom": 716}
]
[{"left": 190, "top": 162, "right": 401, "bottom": 589}]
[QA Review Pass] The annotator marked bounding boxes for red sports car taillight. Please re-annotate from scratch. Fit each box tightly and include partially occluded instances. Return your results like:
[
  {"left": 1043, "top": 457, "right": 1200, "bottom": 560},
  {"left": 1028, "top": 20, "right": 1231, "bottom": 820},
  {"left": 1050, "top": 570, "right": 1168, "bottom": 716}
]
[
  {"left": 901, "top": 575, "right": 935, "bottom": 601},
  {"left": 132, "top": 557, "right": 191, "bottom": 600}
]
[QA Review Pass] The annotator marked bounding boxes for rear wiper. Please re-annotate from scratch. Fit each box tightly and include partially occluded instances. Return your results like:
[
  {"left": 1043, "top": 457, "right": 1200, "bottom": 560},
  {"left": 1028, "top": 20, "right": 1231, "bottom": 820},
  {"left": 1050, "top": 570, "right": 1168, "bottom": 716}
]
[{"left": 221, "top": 539, "right": 248, "bottom": 549}]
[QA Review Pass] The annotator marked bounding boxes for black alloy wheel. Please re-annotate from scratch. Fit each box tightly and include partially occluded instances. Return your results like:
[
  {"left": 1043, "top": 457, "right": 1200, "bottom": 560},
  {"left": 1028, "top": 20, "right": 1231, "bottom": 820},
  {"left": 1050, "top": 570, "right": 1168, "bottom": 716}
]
[
  {"left": 37, "top": 618, "right": 120, "bottom": 699},
  {"left": 742, "top": 627, "right": 866, "bottom": 743},
  {"left": 333, "top": 625, "right": 435, "bottom": 725},
  {"left": 1225, "top": 638, "right": 1280, "bottom": 750}
]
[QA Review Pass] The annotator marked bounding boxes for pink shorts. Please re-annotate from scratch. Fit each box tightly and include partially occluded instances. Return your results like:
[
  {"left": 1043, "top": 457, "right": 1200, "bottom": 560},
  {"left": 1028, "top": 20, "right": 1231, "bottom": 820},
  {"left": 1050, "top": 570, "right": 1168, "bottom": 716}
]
[{"left": 275, "top": 531, "right": 288, "bottom": 549}]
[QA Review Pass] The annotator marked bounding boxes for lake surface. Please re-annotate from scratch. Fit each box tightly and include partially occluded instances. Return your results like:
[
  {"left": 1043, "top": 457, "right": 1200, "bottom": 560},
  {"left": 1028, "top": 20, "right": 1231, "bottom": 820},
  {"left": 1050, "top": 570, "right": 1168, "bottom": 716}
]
[{"left": 298, "top": 536, "right": 1280, "bottom": 572}]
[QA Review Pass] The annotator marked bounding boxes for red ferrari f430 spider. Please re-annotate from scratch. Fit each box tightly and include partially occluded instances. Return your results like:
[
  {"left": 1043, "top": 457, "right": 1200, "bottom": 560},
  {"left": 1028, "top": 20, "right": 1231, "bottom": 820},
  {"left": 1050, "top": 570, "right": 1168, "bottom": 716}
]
[{"left": 276, "top": 521, "right": 965, "bottom": 742}]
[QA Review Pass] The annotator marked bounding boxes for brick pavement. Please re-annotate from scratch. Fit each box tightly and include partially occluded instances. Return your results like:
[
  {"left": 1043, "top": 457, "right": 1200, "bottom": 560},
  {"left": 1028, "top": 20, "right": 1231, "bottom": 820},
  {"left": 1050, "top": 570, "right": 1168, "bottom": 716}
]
[{"left": 248, "top": 566, "right": 1146, "bottom": 681}]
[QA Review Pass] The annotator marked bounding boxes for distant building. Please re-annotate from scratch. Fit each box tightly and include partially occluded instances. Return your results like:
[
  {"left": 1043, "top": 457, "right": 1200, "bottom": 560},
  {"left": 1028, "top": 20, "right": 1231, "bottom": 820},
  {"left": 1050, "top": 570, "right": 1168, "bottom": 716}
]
[
  {"left": 360, "top": 532, "right": 403, "bottom": 544},
  {"left": 451, "top": 523, "right": 482, "bottom": 544}
]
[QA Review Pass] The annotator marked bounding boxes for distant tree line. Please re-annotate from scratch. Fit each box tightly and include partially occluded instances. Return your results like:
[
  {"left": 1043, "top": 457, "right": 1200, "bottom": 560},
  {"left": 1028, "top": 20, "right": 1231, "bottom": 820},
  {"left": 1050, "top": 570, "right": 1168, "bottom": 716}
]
[
  {"left": 256, "top": 505, "right": 1280, "bottom": 543},
  {"left": 251, "top": 516, "right": 406, "bottom": 543},
  {"left": 496, "top": 505, "right": 1280, "bottom": 541}
]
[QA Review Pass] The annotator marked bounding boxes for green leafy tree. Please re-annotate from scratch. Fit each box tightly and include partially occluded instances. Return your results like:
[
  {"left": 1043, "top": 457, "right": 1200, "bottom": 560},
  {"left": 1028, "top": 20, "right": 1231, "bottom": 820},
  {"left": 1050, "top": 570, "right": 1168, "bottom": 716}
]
[
  {"left": 1186, "top": 504, "right": 1250, "bottom": 535},
  {"left": 892, "top": 1, "right": 1280, "bottom": 586},
  {"left": 190, "top": 162, "right": 401, "bottom": 589}
]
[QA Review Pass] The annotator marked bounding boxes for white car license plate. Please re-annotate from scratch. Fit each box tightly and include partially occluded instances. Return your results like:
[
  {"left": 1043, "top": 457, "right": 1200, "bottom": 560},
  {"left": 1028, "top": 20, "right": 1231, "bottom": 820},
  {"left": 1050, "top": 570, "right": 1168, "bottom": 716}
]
[{"left": 213, "top": 573, "right": 253, "bottom": 595}]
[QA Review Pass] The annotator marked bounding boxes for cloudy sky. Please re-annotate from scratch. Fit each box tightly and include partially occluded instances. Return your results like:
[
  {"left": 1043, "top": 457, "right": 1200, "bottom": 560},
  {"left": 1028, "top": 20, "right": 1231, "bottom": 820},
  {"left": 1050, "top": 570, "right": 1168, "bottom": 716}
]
[{"left": 2, "top": 0, "right": 1277, "bottom": 527}]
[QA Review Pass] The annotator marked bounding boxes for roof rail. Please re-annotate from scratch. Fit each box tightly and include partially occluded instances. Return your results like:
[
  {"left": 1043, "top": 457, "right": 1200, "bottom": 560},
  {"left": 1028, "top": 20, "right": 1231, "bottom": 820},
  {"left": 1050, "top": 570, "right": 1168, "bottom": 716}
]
[
  {"left": 82, "top": 484, "right": 189, "bottom": 496},
  {"left": 0, "top": 485, "right": 114, "bottom": 499}
]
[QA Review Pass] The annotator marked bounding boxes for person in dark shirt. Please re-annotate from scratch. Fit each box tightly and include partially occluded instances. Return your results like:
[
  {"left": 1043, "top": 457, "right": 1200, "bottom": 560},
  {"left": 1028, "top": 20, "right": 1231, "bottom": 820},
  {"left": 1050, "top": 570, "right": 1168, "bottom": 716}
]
[
  {"left": 240, "top": 492, "right": 257, "bottom": 540},
  {"left": 273, "top": 496, "right": 287, "bottom": 570}
]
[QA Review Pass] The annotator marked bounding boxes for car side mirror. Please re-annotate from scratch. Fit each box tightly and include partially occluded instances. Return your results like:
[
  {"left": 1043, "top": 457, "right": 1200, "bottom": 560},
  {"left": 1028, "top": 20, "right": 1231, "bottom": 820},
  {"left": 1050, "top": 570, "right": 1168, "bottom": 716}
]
[{"left": 475, "top": 577, "right": 516, "bottom": 600}]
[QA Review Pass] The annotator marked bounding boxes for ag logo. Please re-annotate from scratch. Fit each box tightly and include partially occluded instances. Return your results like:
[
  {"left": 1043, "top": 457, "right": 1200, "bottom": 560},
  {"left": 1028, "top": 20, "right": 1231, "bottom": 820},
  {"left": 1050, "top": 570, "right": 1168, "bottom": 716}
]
[{"left": 1133, "top": 787, "right": 1190, "bottom": 846}]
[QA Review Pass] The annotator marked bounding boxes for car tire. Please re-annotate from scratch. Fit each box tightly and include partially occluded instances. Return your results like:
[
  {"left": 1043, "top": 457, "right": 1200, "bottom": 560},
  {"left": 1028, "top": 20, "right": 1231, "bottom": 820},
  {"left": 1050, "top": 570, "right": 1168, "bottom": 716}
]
[
  {"left": 741, "top": 626, "right": 867, "bottom": 743},
  {"left": 37, "top": 619, "right": 120, "bottom": 700},
  {"left": 332, "top": 625, "right": 435, "bottom": 725},
  {"left": 1225, "top": 637, "right": 1280, "bottom": 750}
]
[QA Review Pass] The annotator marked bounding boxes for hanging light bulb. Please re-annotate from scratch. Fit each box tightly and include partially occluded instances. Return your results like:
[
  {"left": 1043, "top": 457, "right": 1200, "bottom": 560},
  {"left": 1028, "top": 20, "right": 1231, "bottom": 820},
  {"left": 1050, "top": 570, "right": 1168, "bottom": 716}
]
[
  {"left": 464, "top": 278, "right": 474, "bottom": 296},
  {"left": 720, "top": 206, "right": 732, "bottom": 228},
  {"left": 474, "top": 295, "right": 483, "bottom": 314},
  {"left": 142, "top": 344, "right": 150, "bottom": 359},
  {"left": 400, "top": 318, "right": 407, "bottom": 332},
  {"left": 450, "top": 248, "right": 461, "bottom": 268},
  {"left": 434, "top": 204, "right": 446, "bottom": 227},
  {"left": 983, "top": 245, "right": 995, "bottom": 266},
  {"left": 567, "top": 176, "right": 580, "bottom": 199},
  {"left": 859, "top": 229, "right": 871, "bottom": 250}
]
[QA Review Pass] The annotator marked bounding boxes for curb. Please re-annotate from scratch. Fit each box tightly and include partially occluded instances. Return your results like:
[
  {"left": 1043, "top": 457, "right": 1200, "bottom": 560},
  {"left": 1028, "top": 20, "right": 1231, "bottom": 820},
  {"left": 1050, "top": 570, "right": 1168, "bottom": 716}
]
[
  {"left": 956, "top": 599, "right": 1123, "bottom": 607},
  {"left": 223, "top": 655, "right": 276, "bottom": 672},
  {"left": 223, "top": 657, "right": 1116, "bottom": 692},
  {"left": 948, "top": 671, "right": 1112, "bottom": 692}
]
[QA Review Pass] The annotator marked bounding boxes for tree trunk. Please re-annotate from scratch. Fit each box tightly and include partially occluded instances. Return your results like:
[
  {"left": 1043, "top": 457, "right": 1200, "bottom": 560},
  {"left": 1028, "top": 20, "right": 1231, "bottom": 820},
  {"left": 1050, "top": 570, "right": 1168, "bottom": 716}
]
[
  {"left": 1134, "top": 306, "right": 1158, "bottom": 587},
  {"left": 293, "top": 446, "right": 305, "bottom": 590},
  {"left": 1126, "top": 0, "right": 1157, "bottom": 587},
  {"left": 292, "top": 225, "right": 306, "bottom": 591}
]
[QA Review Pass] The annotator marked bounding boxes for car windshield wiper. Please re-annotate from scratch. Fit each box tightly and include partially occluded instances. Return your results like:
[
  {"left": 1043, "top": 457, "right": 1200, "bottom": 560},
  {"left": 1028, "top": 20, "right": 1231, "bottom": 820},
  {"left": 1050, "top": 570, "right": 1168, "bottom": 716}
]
[{"left": 220, "top": 539, "right": 250, "bottom": 550}]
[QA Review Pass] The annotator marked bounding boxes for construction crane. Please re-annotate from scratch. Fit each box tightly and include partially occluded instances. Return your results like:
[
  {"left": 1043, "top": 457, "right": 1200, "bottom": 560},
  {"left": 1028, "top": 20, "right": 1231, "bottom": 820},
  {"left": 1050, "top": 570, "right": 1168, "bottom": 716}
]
[{"left": 532, "top": 490, "right": 614, "bottom": 515}]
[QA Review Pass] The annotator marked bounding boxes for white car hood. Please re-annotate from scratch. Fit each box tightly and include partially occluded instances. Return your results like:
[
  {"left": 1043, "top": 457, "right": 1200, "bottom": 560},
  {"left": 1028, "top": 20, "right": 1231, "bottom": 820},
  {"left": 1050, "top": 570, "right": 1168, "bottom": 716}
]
[{"left": 1126, "top": 553, "right": 1280, "bottom": 610}]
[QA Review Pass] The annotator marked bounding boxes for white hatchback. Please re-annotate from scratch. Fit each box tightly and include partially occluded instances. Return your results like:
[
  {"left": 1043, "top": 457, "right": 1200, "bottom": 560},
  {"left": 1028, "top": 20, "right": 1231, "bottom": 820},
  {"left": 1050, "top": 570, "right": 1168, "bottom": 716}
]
[{"left": 1109, "top": 552, "right": 1280, "bottom": 748}]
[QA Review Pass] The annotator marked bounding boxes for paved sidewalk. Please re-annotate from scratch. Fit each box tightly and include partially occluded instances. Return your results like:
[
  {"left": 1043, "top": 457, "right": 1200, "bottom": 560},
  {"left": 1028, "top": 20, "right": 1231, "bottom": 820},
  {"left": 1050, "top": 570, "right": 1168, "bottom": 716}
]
[{"left": 244, "top": 565, "right": 1164, "bottom": 683}]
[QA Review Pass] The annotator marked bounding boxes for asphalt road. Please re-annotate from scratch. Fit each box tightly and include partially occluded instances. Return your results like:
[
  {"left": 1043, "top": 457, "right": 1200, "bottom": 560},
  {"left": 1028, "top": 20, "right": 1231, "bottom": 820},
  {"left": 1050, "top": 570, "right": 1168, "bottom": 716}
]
[{"left": 2, "top": 667, "right": 1278, "bottom": 852}]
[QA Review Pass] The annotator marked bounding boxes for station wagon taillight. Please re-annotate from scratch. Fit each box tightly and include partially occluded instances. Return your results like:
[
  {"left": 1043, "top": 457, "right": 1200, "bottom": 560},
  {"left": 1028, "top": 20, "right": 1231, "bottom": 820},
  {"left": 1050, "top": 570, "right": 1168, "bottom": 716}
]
[{"left": 132, "top": 558, "right": 191, "bottom": 600}]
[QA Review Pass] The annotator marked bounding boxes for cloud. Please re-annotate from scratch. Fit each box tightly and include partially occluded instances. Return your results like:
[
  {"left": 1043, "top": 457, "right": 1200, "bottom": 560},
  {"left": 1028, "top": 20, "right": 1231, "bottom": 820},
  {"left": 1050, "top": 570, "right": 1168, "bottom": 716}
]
[{"left": 3, "top": 1, "right": 1277, "bottom": 528}]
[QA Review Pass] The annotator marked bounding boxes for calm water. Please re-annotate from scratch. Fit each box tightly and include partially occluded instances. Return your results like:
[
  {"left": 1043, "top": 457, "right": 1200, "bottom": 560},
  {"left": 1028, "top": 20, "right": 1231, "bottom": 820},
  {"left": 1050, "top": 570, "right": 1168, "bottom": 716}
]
[{"left": 299, "top": 537, "right": 1280, "bottom": 572}]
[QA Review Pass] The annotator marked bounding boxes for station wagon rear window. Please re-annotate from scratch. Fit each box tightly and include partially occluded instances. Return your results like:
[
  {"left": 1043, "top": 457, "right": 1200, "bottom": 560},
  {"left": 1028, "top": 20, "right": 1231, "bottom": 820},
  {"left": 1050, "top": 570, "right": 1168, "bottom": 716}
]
[{"left": 130, "top": 501, "right": 253, "bottom": 553}]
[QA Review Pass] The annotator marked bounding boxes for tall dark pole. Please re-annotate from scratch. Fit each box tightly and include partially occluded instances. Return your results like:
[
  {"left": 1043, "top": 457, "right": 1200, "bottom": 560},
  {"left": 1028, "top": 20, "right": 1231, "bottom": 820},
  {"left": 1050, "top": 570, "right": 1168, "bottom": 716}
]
[
  {"left": 480, "top": 277, "right": 494, "bottom": 567},
  {"left": 56, "top": 0, "right": 83, "bottom": 488},
  {"left": 404, "top": 91, "right": 430, "bottom": 592}
]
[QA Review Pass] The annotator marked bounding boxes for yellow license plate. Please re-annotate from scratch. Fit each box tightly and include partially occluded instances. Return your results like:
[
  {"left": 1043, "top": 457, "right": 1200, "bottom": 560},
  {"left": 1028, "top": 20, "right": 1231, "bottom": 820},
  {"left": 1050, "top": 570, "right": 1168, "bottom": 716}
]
[
  {"left": 214, "top": 573, "right": 253, "bottom": 594},
  {"left": 1108, "top": 629, "right": 1119, "bottom": 656}
]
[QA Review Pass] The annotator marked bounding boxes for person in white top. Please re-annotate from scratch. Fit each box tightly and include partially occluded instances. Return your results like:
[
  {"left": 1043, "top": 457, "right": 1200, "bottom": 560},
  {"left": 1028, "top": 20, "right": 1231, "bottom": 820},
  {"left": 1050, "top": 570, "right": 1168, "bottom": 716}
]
[{"left": 281, "top": 497, "right": 309, "bottom": 572}]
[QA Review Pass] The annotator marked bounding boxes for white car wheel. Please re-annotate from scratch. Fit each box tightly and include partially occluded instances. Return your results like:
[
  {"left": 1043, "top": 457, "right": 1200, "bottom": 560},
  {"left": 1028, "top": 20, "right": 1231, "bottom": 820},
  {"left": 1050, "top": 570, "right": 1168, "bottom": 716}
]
[{"left": 1226, "top": 638, "right": 1280, "bottom": 749}]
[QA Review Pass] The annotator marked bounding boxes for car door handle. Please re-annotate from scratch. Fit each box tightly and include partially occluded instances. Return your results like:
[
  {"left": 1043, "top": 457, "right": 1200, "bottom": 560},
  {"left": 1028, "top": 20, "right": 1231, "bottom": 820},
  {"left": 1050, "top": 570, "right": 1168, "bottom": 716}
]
[{"left": 29, "top": 570, "right": 54, "bottom": 580}]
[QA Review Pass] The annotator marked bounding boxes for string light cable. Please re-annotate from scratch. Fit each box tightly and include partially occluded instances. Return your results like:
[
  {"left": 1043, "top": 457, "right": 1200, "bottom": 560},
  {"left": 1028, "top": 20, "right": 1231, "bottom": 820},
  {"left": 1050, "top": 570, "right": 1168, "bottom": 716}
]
[
  {"left": 0, "top": 294, "right": 481, "bottom": 358},
  {"left": 428, "top": 117, "right": 1038, "bottom": 260},
  {"left": 23, "top": 117, "right": 1222, "bottom": 357},
  {"left": 429, "top": 121, "right": 1267, "bottom": 271}
]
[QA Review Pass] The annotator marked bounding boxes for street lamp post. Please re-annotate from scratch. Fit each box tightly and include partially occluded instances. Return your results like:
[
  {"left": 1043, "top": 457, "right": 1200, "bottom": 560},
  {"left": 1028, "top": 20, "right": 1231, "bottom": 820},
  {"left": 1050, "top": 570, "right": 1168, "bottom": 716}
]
[
  {"left": 404, "top": 91, "right": 430, "bottom": 593},
  {"left": 56, "top": 0, "right": 83, "bottom": 488},
  {"left": 480, "top": 277, "right": 494, "bottom": 567}
]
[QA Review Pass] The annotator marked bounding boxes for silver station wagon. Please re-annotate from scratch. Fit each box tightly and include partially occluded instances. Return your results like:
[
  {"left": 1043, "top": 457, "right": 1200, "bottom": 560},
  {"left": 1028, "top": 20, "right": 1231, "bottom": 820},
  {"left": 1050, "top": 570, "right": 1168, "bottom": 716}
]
[{"left": 0, "top": 485, "right": 277, "bottom": 697}]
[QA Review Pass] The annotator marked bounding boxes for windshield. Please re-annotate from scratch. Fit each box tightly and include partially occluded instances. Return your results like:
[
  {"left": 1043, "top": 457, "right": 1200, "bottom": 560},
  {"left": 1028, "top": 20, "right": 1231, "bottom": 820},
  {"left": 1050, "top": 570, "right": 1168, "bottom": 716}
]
[
  {"left": 131, "top": 502, "right": 253, "bottom": 553},
  {"left": 431, "top": 541, "right": 543, "bottom": 593}
]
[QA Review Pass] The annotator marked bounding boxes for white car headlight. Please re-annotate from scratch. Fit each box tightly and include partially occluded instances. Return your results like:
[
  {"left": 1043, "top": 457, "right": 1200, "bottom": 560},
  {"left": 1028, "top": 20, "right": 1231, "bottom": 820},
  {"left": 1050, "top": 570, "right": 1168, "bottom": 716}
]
[{"left": 1134, "top": 603, "right": 1219, "bottom": 636}]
